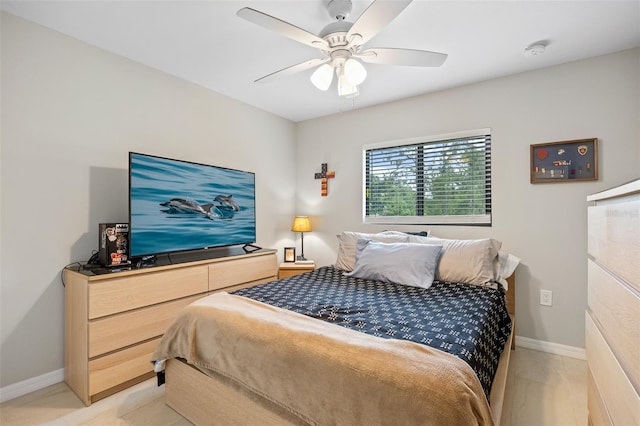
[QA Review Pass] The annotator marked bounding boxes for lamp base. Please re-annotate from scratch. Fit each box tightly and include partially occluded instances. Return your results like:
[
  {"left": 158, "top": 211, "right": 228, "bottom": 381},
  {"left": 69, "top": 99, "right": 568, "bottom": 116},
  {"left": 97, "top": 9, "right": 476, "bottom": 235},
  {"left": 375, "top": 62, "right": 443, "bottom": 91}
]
[{"left": 296, "top": 255, "right": 307, "bottom": 261}]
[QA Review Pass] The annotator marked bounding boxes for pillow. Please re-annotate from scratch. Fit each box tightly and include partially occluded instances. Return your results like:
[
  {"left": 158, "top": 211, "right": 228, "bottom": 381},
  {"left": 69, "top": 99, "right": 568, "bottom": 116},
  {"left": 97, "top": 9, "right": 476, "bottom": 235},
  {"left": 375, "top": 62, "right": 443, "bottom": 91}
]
[
  {"left": 407, "top": 235, "right": 501, "bottom": 286},
  {"left": 495, "top": 251, "right": 521, "bottom": 291},
  {"left": 406, "top": 234, "right": 436, "bottom": 244},
  {"left": 346, "top": 240, "right": 443, "bottom": 289},
  {"left": 334, "top": 231, "right": 409, "bottom": 271}
]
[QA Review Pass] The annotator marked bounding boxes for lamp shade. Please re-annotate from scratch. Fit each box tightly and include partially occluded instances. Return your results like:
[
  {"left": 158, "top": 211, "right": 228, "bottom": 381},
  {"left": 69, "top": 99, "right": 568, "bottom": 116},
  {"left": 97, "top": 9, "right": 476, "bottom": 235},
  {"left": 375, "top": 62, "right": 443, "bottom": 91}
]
[
  {"left": 310, "top": 64, "right": 334, "bottom": 91},
  {"left": 291, "top": 216, "right": 311, "bottom": 233},
  {"left": 344, "top": 58, "right": 367, "bottom": 86}
]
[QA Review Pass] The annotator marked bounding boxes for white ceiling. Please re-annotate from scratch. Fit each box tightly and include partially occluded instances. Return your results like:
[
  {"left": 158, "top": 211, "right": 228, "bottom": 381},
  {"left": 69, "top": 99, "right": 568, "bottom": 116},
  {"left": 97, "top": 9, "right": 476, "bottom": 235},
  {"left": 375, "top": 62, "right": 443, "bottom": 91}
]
[{"left": 2, "top": 1, "right": 639, "bottom": 122}]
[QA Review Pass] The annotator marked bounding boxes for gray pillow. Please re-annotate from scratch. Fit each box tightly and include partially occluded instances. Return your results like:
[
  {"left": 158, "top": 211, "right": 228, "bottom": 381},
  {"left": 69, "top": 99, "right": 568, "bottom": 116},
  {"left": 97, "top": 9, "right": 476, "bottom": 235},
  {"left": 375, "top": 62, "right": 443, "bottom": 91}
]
[
  {"left": 334, "top": 231, "right": 409, "bottom": 271},
  {"left": 346, "top": 240, "right": 443, "bottom": 289}
]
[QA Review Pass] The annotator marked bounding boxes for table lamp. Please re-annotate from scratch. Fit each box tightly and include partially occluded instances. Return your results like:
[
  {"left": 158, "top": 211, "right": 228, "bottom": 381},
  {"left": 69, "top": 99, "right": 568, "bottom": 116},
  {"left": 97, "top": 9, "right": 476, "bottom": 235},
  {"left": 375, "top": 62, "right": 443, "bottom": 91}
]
[{"left": 291, "top": 216, "right": 311, "bottom": 261}]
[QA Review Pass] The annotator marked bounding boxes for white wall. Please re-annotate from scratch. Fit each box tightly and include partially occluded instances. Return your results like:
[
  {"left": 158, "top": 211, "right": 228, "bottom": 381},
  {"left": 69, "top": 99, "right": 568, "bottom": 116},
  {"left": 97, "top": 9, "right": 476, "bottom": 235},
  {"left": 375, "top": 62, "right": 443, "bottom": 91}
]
[
  {"left": 295, "top": 48, "right": 640, "bottom": 348},
  {"left": 0, "top": 13, "right": 297, "bottom": 388}
]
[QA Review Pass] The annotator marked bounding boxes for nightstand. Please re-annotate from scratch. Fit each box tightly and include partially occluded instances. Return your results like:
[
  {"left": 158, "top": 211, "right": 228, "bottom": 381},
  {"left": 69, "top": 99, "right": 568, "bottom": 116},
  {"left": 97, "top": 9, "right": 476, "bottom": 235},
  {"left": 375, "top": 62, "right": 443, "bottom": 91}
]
[{"left": 279, "top": 262, "right": 315, "bottom": 279}]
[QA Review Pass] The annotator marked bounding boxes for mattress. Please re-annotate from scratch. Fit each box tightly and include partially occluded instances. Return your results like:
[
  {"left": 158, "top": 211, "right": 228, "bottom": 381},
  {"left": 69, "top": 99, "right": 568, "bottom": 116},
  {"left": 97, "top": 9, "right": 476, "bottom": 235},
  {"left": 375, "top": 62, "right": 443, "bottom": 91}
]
[{"left": 232, "top": 265, "right": 512, "bottom": 399}]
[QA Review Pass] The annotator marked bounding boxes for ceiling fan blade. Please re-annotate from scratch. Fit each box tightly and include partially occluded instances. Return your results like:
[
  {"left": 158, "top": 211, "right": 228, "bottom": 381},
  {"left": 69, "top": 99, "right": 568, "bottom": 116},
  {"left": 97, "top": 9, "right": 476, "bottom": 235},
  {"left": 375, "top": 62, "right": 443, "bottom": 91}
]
[
  {"left": 254, "top": 58, "right": 329, "bottom": 84},
  {"left": 346, "top": 0, "right": 413, "bottom": 46},
  {"left": 356, "top": 48, "right": 448, "bottom": 67},
  {"left": 237, "top": 7, "right": 329, "bottom": 50}
]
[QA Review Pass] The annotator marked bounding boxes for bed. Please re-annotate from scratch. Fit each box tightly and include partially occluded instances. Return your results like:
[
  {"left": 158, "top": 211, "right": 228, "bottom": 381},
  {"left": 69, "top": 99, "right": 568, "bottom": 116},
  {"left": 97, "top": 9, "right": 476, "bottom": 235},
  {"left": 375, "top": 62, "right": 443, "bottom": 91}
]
[{"left": 152, "top": 232, "right": 519, "bottom": 425}]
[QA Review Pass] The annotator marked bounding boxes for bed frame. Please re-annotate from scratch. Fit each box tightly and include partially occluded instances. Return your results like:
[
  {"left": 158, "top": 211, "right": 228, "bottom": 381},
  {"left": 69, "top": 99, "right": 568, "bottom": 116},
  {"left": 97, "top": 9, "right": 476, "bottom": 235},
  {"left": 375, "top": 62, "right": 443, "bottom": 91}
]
[{"left": 163, "top": 274, "right": 515, "bottom": 425}]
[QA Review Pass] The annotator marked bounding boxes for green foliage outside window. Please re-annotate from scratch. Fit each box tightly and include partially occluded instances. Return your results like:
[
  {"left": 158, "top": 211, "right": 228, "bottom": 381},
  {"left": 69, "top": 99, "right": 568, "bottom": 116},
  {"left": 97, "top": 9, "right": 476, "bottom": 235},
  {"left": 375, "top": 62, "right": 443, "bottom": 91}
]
[{"left": 365, "top": 133, "right": 491, "bottom": 225}]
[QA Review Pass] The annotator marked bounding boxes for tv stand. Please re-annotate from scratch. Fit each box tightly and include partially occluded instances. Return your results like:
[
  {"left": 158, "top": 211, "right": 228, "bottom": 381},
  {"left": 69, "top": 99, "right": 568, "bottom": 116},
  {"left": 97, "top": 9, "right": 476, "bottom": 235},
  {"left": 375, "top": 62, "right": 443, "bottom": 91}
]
[{"left": 64, "top": 248, "right": 277, "bottom": 405}]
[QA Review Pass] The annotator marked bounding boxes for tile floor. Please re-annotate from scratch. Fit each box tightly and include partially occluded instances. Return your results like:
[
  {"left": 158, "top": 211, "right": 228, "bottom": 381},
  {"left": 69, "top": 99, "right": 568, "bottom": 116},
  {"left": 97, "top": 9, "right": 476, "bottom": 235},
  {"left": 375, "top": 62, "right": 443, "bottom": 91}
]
[{"left": 501, "top": 347, "right": 588, "bottom": 426}]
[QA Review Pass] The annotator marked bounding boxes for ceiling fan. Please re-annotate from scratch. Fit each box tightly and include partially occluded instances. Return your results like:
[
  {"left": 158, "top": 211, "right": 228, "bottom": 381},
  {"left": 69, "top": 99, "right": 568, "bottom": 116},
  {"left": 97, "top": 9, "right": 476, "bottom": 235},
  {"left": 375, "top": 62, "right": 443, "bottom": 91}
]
[{"left": 237, "top": 0, "right": 447, "bottom": 98}]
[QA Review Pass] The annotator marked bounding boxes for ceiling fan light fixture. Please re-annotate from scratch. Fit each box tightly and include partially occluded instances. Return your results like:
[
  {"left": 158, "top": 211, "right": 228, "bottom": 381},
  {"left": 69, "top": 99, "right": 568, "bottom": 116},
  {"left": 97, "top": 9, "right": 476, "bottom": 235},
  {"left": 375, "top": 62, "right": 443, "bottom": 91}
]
[
  {"left": 344, "top": 58, "right": 367, "bottom": 86},
  {"left": 338, "top": 73, "right": 359, "bottom": 97},
  {"left": 310, "top": 64, "right": 334, "bottom": 91}
]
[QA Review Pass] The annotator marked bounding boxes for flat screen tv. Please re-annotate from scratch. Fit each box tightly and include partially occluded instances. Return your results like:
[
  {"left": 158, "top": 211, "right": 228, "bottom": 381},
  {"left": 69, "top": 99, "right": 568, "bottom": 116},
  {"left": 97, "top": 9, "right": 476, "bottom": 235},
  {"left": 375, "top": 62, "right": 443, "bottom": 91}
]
[{"left": 128, "top": 152, "right": 257, "bottom": 258}]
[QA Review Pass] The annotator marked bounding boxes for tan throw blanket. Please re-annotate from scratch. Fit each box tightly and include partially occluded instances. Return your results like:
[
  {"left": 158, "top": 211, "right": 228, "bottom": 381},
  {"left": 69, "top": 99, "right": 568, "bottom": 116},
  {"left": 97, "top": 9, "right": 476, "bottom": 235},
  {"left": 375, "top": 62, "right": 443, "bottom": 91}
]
[{"left": 152, "top": 292, "right": 494, "bottom": 426}]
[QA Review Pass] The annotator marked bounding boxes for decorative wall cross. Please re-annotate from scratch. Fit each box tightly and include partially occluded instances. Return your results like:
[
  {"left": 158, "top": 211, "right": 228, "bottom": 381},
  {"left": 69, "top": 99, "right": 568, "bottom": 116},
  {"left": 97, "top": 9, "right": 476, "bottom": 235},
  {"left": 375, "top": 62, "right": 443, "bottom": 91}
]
[{"left": 314, "top": 163, "right": 335, "bottom": 196}]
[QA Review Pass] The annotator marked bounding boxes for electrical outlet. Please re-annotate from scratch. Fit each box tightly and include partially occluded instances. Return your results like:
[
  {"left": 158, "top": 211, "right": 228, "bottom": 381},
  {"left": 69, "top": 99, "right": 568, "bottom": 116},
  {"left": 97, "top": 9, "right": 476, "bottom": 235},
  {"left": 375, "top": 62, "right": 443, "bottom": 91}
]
[{"left": 540, "top": 289, "right": 553, "bottom": 306}]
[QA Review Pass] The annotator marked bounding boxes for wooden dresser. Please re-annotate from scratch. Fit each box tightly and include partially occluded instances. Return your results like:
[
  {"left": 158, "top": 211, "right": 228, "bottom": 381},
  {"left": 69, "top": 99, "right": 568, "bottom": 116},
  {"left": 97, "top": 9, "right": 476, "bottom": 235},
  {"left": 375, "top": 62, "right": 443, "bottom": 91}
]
[
  {"left": 64, "top": 249, "right": 277, "bottom": 405},
  {"left": 586, "top": 180, "right": 639, "bottom": 425}
]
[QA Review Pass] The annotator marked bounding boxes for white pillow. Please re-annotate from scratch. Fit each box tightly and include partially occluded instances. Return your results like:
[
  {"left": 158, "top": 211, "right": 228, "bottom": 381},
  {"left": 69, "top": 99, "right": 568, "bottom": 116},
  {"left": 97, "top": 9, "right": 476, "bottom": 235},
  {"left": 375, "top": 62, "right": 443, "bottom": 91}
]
[
  {"left": 407, "top": 235, "right": 501, "bottom": 286},
  {"left": 334, "top": 231, "right": 409, "bottom": 271},
  {"left": 376, "top": 230, "right": 413, "bottom": 237},
  {"left": 346, "top": 240, "right": 443, "bottom": 289},
  {"left": 496, "top": 251, "right": 521, "bottom": 291},
  {"left": 406, "top": 234, "right": 436, "bottom": 244}
]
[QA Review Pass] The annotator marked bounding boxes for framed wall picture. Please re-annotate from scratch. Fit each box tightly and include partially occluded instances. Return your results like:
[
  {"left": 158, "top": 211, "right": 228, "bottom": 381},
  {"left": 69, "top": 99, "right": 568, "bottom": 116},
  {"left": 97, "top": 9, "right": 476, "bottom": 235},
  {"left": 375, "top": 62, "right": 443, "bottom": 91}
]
[
  {"left": 530, "top": 138, "right": 598, "bottom": 184},
  {"left": 284, "top": 247, "right": 296, "bottom": 263}
]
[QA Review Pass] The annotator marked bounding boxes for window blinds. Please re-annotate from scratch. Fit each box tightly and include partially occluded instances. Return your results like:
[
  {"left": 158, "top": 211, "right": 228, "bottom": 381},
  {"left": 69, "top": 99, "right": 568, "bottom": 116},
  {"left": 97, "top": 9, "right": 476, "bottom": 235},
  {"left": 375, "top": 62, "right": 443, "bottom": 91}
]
[{"left": 364, "top": 132, "right": 492, "bottom": 225}]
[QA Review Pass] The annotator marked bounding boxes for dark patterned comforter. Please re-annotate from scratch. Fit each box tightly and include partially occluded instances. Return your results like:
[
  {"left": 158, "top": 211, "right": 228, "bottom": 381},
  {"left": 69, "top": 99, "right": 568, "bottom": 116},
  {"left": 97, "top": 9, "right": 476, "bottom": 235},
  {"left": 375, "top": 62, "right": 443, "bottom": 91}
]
[{"left": 232, "top": 266, "right": 512, "bottom": 400}]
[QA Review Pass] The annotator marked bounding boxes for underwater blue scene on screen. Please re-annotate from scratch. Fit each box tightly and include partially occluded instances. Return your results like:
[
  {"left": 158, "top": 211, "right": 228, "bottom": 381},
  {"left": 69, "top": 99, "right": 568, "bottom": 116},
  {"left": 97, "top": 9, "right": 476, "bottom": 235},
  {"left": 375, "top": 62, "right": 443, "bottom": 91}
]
[{"left": 129, "top": 152, "right": 256, "bottom": 257}]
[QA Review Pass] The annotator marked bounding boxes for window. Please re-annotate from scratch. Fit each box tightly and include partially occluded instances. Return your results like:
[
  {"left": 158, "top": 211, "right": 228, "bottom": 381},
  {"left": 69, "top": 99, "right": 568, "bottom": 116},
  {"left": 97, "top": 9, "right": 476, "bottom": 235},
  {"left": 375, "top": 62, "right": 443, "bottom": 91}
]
[{"left": 363, "top": 129, "right": 492, "bottom": 225}]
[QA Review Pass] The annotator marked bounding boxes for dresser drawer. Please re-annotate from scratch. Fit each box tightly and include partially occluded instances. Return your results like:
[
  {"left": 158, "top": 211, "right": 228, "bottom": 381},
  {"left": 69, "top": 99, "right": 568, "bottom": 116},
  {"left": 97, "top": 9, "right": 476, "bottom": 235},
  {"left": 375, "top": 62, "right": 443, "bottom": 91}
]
[
  {"left": 89, "top": 294, "right": 204, "bottom": 358},
  {"left": 585, "top": 313, "right": 640, "bottom": 426},
  {"left": 88, "top": 266, "right": 209, "bottom": 319},
  {"left": 88, "top": 338, "right": 160, "bottom": 396},
  {"left": 587, "top": 259, "right": 640, "bottom": 391},
  {"left": 587, "top": 370, "right": 612, "bottom": 426},
  {"left": 588, "top": 195, "right": 640, "bottom": 292},
  {"left": 209, "top": 254, "right": 276, "bottom": 291}
]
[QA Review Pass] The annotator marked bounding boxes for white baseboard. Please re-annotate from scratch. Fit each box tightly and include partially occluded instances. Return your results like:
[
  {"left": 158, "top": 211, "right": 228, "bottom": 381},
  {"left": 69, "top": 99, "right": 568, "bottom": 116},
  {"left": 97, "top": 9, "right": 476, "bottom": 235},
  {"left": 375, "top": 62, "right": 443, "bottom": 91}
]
[
  {"left": 515, "top": 335, "right": 586, "bottom": 360},
  {"left": 0, "top": 368, "right": 64, "bottom": 403}
]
